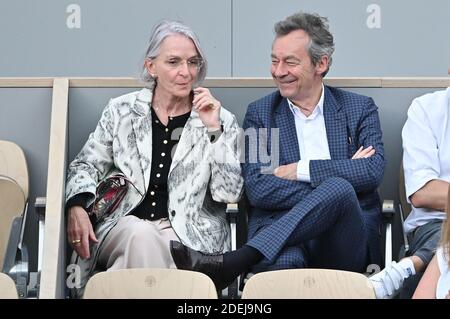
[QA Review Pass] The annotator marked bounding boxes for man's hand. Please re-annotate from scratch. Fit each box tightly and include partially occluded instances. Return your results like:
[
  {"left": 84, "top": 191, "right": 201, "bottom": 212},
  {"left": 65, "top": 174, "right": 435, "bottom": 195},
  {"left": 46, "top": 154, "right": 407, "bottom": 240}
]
[
  {"left": 352, "top": 146, "right": 375, "bottom": 159},
  {"left": 67, "top": 206, "right": 98, "bottom": 259},
  {"left": 273, "top": 146, "right": 375, "bottom": 181},
  {"left": 274, "top": 163, "right": 298, "bottom": 180}
]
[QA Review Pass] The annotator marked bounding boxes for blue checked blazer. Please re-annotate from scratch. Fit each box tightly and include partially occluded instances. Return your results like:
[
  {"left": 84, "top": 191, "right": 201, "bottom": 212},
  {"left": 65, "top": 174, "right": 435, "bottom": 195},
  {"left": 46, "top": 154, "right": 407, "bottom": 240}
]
[{"left": 242, "top": 86, "right": 386, "bottom": 263}]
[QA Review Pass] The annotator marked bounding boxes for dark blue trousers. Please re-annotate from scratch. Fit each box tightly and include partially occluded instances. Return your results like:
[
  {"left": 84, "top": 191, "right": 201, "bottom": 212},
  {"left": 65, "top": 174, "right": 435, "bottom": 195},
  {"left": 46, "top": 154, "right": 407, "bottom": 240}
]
[{"left": 247, "top": 177, "right": 368, "bottom": 273}]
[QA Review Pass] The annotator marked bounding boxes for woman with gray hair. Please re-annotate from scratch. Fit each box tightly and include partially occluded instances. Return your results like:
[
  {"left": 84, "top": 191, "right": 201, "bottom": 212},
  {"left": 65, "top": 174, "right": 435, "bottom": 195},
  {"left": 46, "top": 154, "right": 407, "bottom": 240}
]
[{"left": 65, "top": 20, "right": 243, "bottom": 297}]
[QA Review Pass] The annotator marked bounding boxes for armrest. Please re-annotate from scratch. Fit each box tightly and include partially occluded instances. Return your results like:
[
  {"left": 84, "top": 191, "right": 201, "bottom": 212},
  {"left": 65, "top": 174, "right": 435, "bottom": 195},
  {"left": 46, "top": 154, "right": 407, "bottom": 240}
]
[
  {"left": 2, "top": 216, "right": 29, "bottom": 298},
  {"left": 34, "top": 197, "right": 46, "bottom": 211},
  {"left": 225, "top": 203, "right": 239, "bottom": 299},
  {"left": 226, "top": 203, "right": 238, "bottom": 219},
  {"left": 381, "top": 199, "right": 395, "bottom": 268},
  {"left": 34, "top": 196, "right": 46, "bottom": 295},
  {"left": 226, "top": 203, "right": 238, "bottom": 251},
  {"left": 1, "top": 197, "right": 45, "bottom": 298},
  {"left": 226, "top": 203, "right": 238, "bottom": 214},
  {"left": 381, "top": 199, "right": 395, "bottom": 220}
]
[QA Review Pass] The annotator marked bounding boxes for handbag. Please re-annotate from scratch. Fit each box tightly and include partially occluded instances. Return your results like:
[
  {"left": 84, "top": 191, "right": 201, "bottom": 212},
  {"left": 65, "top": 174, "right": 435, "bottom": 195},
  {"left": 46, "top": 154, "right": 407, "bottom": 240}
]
[{"left": 89, "top": 173, "right": 130, "bottom": 224}]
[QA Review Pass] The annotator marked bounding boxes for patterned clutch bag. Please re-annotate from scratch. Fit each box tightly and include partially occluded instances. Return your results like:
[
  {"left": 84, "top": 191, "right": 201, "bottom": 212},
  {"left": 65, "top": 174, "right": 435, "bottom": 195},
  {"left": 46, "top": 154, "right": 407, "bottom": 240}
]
[{"left": 89, "top": 174, "right": 130, "bottom": 224}]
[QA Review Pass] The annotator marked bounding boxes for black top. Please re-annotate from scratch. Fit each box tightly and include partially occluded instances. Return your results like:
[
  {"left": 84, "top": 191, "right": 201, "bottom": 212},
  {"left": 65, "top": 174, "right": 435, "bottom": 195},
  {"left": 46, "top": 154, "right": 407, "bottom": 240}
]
[
  {"left": 66, "top": 107, "right": 223, "bottom": 221},
  {"left": 130, "top": 107, "right": 191, "bottom": 220}
]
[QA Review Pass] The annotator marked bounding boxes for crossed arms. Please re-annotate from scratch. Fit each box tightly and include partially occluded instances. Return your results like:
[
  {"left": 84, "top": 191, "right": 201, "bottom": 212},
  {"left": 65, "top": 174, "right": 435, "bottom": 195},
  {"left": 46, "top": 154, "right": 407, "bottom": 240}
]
[{"left": 242, "top": 97, "right": 385, "bottom": 211}]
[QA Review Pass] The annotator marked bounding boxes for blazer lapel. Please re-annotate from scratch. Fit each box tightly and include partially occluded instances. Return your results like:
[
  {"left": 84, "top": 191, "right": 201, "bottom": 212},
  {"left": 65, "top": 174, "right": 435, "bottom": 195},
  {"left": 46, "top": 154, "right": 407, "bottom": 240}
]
[
  {"left": 275, "top": 98, "right": 301, "bottom": 163},
  {"left": 130, "top": 88, "right": 153, "bottom": 193},
  {"left": 169, "top": 111, "right": 204, "bottom": 175},
  {"left": 323, "top": 87, "right": 347, "bottom": 159}
]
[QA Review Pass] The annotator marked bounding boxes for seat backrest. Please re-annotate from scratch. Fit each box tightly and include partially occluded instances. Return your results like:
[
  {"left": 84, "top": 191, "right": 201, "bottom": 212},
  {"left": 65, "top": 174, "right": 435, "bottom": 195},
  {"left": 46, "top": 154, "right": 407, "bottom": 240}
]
[
  {"left": 0, "top": 273, "right": 19, "bottom": 299},
  {"left": 83, "top": 268, "right": 218, "bottom": 299},
  {"left": 399, "top": 162, "right": 412, "bottom": 221},
  {"left": 241, "top": 269, "right": 376, "bottom": 299},
  {"left": 0, "top": 177, "right": 26, "bottom": 268},
  {"left": 0, "top": 140, "right": 29, "bottom": 200}
]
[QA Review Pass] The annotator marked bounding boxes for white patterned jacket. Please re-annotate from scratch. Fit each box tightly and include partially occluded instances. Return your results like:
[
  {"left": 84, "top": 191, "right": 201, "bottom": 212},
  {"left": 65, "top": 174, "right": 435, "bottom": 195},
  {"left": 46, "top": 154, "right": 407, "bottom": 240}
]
[{"left": 66, "top": 88, "right": 243, "bottom": 294}]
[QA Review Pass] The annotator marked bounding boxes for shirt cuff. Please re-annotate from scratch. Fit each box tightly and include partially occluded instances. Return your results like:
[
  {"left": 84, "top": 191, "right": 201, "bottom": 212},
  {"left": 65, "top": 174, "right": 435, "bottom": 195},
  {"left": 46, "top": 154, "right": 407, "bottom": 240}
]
[
  {"left": 66, "top": 192, "right": 94, "bottom": 210},
  {"left": 297, "top": 160, "right": 311, "bottom": 182},
  {"left": 207, "top": 125, "right": 223, "bottom": 144},
  {"left": 405, "top": 169, "right": 438, "bottom": 202}
]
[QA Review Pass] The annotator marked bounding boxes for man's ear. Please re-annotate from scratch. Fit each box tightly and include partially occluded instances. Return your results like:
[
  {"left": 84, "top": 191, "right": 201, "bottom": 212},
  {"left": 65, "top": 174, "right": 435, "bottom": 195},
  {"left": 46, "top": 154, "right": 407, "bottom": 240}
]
[{"left": 315, "top": 55, "right": 329, "bottom": 76}]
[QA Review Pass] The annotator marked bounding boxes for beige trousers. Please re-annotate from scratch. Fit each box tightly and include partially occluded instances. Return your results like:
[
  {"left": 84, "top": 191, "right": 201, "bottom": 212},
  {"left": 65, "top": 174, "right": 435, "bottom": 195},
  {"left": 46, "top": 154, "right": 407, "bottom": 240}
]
[{"left": 97, "top": 215, "right": 179, "bottom": 270}]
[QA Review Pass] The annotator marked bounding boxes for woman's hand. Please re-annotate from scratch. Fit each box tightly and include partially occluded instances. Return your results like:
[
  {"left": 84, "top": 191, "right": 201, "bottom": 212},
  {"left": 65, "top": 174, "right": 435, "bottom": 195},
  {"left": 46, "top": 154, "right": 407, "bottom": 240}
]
[
  {"left": 67, "top": 206, "right": 98, "bottom": 259},
  {"left": 193, "top": 87, "right": 221, "bottom": 130}
]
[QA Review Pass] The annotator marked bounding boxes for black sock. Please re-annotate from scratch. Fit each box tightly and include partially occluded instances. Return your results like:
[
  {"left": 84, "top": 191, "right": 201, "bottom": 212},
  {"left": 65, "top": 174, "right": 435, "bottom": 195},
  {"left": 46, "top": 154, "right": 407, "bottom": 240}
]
[{"left": 221, "top": 245, "right": 263, "bottom": 283}]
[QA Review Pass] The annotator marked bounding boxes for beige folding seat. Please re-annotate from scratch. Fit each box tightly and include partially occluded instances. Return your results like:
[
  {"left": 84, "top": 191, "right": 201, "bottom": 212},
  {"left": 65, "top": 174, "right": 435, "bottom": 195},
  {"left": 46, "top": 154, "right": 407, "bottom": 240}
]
[
  {"left": 241, "top": 268, "right": 376, "bottom": 299},
  {"left": 0, "top": 177, "right": 26, "bottom": 269},
  {"left": 0, "top": 272, "right": 19, "bottom": 299},
  {"left": 0, "top": 140, "right": 29, "bottom": 200},
  {"left": 83, "top": 268, "right": 218, "bottom": 299},
  {"left": 0, "top": 140, "right": 34, "bottom": 298}
]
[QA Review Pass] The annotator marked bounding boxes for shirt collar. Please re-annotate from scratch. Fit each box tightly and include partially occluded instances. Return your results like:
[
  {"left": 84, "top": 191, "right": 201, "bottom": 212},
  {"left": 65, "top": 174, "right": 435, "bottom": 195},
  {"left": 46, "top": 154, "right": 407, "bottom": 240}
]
[{"left": 288, "top": 84, "right": 325, "bottom": 119}]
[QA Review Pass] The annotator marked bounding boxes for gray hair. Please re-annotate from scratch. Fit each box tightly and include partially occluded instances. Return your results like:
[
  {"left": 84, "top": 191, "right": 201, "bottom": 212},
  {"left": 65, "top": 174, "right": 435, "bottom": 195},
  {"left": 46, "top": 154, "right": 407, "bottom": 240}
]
[
  {"left": 274, "top": 12, "right": 335, "bottom": 77},
  {"left": 141, "top": 20, "right": 207, "bottom": 87}
]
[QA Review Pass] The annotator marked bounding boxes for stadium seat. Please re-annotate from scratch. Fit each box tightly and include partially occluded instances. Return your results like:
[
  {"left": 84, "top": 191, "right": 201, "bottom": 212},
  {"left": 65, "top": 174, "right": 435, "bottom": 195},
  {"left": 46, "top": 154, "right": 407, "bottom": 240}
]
[
  {"left": 83, "top": 268, "right": 218, "bottom": 299},
  {"left": 230, "top": 192, "right": 394, "bottom": 298},
  {"left": 0, "top": 177, "right": 26, "bottom": 269},
  {"left": 0, "top": 272, "right": 19, "bottom": 299},
  {"left": 241, "top": 268, "right": 376, "bottom": 299},
  {"left": 0, "top": 140, "right": 37, "bottom": 298}
]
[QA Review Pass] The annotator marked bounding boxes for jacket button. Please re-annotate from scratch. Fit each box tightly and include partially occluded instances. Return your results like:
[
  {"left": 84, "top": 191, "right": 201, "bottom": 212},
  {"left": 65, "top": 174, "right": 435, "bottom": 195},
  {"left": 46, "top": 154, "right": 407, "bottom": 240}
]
[{"left": 171, "top": 210, "right": 176, "bottom": 217}]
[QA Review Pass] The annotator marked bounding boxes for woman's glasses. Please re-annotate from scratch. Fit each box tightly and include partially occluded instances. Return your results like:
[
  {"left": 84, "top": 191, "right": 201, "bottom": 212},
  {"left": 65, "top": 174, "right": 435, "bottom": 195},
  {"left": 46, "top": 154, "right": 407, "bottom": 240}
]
[{"left": 164, "top": 57, "right": 203, "bottom": 70}]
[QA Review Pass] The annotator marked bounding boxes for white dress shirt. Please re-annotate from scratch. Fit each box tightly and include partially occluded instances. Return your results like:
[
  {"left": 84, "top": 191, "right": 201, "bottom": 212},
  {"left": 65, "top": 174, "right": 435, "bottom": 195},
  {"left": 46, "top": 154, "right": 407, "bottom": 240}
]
[
  {"left": 288, "top": 85, "right": 331, "bottom": 182},
  {"left": 402, "top": 87, "right": 450, "bottom": 233}
]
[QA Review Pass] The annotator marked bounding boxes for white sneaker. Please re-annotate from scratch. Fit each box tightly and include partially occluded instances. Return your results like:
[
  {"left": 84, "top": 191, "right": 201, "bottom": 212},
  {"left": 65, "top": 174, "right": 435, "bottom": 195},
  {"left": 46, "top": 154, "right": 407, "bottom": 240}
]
[{"left": 369, "top": 260, "right": 415, "bottom": 299}]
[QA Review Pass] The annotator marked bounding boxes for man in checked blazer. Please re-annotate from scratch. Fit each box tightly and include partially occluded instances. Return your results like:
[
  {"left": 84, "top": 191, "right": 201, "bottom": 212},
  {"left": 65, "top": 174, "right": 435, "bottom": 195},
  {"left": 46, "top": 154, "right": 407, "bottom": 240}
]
[{"left": 170, "top": 12, "right": 386, "bottom": 290}]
